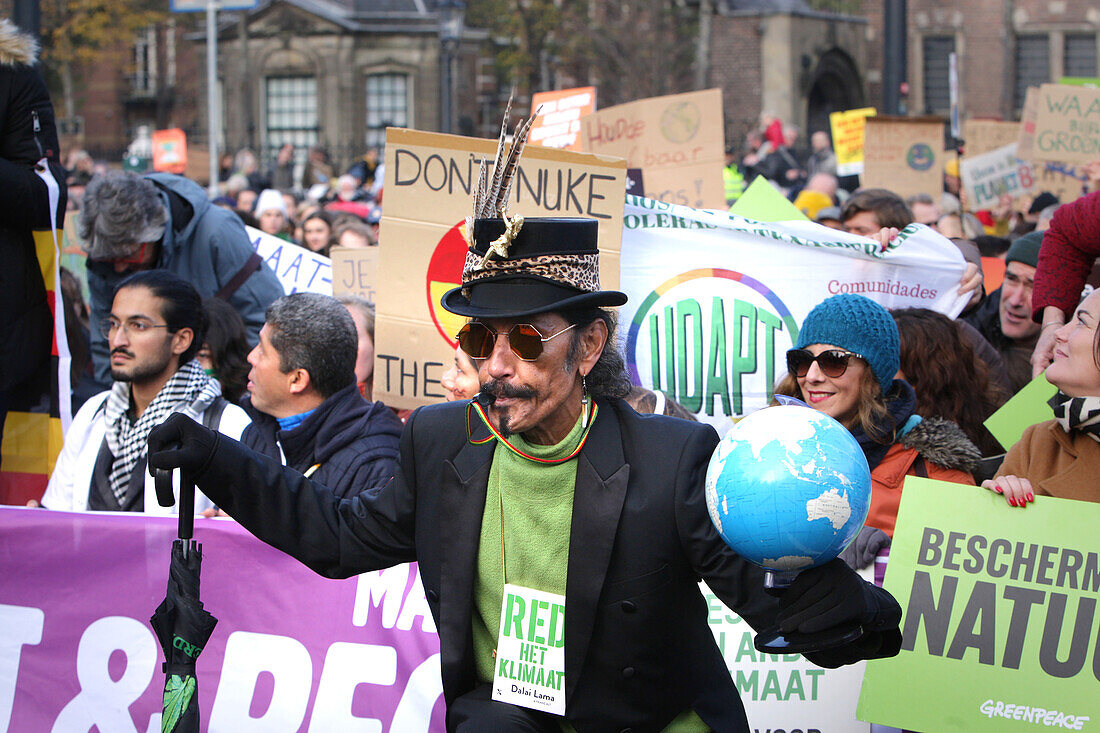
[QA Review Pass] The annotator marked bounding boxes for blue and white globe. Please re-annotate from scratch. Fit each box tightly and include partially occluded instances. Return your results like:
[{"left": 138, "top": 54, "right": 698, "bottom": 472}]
[{"left": 705, "top": 404, "right": 871, "bottom": 573}]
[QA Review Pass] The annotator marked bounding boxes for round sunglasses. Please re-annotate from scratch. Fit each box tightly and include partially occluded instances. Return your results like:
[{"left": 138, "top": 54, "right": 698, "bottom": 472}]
[
  {"left": 456, "top": 322, "right": 575, "bottom": 361},
  {"left": 785, "top": 348, "right": 864, "bottom": 378}
]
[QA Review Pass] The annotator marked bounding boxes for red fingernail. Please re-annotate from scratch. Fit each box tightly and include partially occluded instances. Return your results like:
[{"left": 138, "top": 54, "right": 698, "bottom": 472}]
[
  {"left": 1009, "top": 498, "right": 1016, "bottom": 506},
  {"left": 994, "top": 486, "right": 1003, "bottom": 493},
  {"left": 1027, "top": 493, "right": 1034, "bottom": 502}
]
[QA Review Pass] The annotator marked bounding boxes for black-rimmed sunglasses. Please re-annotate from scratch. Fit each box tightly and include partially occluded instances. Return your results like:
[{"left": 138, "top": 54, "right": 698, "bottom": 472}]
[
  {"left": 785, "top": 348, "right": 863, "bottom": 378},
  {"left": 456, "top": 322, "right": 575, "bottom": 361}
]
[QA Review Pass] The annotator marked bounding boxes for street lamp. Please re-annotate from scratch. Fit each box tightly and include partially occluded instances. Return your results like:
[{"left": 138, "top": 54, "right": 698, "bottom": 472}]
[{"left": 438, "top": 0, "right": 465, "bottom": 135}]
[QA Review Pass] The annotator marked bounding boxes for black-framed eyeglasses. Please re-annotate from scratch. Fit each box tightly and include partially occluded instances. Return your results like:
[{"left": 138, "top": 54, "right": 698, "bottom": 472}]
[
  {"left": 99, "top": 317, "right": 171, "bottom": 339},
  {"left": 785, "top": 348, "right": 864, "bottom": 379},
  {"left": 456, "top": 321, "right": 576, "bottom": 361}
]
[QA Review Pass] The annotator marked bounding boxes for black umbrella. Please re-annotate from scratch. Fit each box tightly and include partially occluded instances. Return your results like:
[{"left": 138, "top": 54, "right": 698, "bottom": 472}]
[{"left": 149, "top": 468, "right": 217, "bottom": 732}]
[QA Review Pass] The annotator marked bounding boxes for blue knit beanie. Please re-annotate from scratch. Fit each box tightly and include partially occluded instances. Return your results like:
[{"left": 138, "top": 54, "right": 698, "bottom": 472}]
[{"left": 795, "top": 293, "right": 900, "bottom": 394}]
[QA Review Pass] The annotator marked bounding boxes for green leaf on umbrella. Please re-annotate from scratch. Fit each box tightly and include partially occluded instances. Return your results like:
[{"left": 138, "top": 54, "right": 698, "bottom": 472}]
[{"left": 162, "top": 674, "right": 196, "bottom": 732}]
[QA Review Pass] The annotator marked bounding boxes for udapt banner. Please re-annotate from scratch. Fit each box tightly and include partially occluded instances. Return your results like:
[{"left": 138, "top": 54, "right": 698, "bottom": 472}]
[
  {"left": 618, "top": 196, "right": 968, "bottom": 434},
  {"left": 859, "top": 479, "right": 1100, "bottom": 731},
  {"left": 0, "top": 507, "right": 444, "bottom": 731},
  {"left": 375, "top": 127, "right": 626, "bottom": 410}
]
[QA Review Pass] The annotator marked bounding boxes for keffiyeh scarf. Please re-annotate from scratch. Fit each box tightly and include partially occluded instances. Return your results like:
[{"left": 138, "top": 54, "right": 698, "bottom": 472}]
[
  {"left": 104, "top": 360, "right": 222, "bottom": 503},
  {"left": 1049, "top": 391, "right": 1100, "bottom": 444}
]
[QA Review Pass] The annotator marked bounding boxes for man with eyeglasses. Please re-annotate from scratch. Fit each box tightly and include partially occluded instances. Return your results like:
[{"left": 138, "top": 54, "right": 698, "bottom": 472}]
[
  {"left": 38, "top": 270, "right": 250, "bottom": 512},
  {"left": 149, "top": 217, "right": 902, "bottom": 731},
  {"left": 80, "top": 170, "right": 283, "bottom": 389}
]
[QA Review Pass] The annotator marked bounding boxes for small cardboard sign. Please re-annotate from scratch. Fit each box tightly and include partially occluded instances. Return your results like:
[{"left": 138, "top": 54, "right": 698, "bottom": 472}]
[
  {"left": 963, "top": 120, "right": 1022, "bottom": 158},
  {"left": 830, "top": 107, "right": 877, "bottom": 176},
  {"left": 960, "top": 142, "right": 1036, "bottom": 210},
  {"left": 1017, "top": 87, "right": 1040, "bottom": 160},
  {"left": 330, "top": 246, "right": 379, "bottom": 305},
  {"left": 529, "top": 87, "right": 597, "bottom": 151},
  {"left": 492, "top": 584, "right": 566, "bottom": 715},
  {"left": 1030, "top": 83, "right": 1100, "bottom": 164},
  {"left": 578, "top": 89, "right": 725, "bottom": 209},
  {"left": 375, "top": 128, "right": 626, "bottom": 410},
  {"left": 861, "top": 116, "right": 945, "bottom": 200}
]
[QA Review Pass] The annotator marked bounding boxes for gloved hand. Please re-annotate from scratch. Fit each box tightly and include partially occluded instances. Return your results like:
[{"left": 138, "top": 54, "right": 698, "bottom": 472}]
[
  {"left": 839, "top": 526, "right": 891, "bottom": 570},
  {"left": 147, "top": 413, "right": 220, "bottom": 478},
  {"left": 775, "top": 558, "right": 873, "bottom": 637}
]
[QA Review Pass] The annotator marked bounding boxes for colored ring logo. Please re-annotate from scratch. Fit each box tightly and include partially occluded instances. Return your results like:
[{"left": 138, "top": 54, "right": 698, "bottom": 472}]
[
  {"left": 425, "top": 220, "right": 470, "bottom": 347},
  {"left": 907, "top": 143, "right": 935, "bottom": 171},
  {"left": 625, "top": 268, "right": 800, "bottom": 384}
]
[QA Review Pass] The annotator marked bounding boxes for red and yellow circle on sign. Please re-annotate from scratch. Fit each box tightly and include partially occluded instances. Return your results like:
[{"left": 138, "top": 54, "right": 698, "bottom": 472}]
[{"left": 426, "top": 220, "right": 470, "bottom": 347}]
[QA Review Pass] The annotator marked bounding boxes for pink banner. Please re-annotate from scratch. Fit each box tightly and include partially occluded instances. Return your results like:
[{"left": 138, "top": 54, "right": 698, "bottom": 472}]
[{"left": 0, "top": 507, "right": 445, "bottom": 731}]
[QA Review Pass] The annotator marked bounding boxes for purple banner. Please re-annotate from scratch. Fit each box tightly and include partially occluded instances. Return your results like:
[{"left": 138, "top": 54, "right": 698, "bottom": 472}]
[{"left": 0, "top": 507, "right": 445, "bottom": 732}]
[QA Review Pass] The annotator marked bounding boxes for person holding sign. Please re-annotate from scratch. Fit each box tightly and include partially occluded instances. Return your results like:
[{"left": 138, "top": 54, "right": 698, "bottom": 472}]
[
  {"left": 775, "top": 294, "right": 981, "bottom": 547},
  {"left": 146, "top": 217, "right": 904, "bottom": 730},
  {"left": 986, "top": 287, "right": 1100, "bottom": 507}
]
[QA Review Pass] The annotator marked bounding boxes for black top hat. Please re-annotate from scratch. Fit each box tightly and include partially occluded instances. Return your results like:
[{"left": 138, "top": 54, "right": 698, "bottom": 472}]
[{"left": 441, "top": 217, "right": 627, "bottom": 318}]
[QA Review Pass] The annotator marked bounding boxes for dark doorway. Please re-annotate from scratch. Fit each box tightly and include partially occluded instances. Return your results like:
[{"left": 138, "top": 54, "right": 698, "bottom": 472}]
[{"left": 807, "top": 49, "right": 864, "bottom": 138}]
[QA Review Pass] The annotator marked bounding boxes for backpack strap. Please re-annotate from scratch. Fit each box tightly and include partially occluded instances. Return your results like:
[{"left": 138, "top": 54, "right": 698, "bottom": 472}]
[
  {"left": 911, "top": 454, "right": 929, "bottom": 479},
  {"left": 215, "top": 252, "right": 263, "bottom": 301},
  {"left": 202, "top": 396, "right": 228, "bottom": 432}
]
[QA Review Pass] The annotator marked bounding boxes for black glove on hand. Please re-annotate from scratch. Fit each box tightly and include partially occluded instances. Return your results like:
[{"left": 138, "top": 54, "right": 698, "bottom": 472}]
[
  {"left": 839, "top": 526, "right": 891, "bottom": 570},
  {"left": 147, "top": 413, "right": 220, "bottom": 478},
  {"left": 776, "top": 558, "right": 873, "bottom": 636}
]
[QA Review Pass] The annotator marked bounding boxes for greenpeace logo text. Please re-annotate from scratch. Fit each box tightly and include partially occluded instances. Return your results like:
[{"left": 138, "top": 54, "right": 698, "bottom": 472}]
[{"left": 980, "top": 699, "right": 1090, "bottom": 729}]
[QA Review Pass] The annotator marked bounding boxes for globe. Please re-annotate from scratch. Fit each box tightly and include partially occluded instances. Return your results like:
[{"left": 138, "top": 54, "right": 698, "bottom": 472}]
[{"left": 704, "top": 404, "right": 871, "bottom": 575}]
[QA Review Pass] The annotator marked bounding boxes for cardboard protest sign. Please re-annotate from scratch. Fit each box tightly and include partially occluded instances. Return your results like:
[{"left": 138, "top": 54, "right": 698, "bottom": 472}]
[
  {"left": 861, "top": 116, "right": 945, "bottom": 199},
  {"left": 376, "top": 127, "right": 626, "bottom": 410},
  {"left": 1032, "top": 161, "right": 1092, "bottom": 204},
  {"left": 702, "top": 584, "right": 870, "bottom": 732},
  {"left": 964, "top": 120, "right": 1022, "bottom": 158},
  {"left": 151, "top": 128, "right": 187, "bottom": 174},
  {"left": 578, "top": 89, "right": 725, "bottom": 209},
  {"left": 859, "top": 479, "right": 1100, "bottom": 731},
  {"left": 330, "top": 246, "right": 379, "bottom": 305},
  {"left": 830, "top": 107, "right": 876, "bottom": 176},
  {"left": 529, "top": 87, "right": 596, "bottom": 151},
  {"left": 960, "top": 142, "right": 1036, "bottom": 209},
  {"left": 246, "top": 226, "right": 333, "bottom": 295},
  {"left": 1030, "top": 83, "right": 1100, "bottom": 164},
  {"left": 619, "top": 196, "right": 968, "bottom": 435}
]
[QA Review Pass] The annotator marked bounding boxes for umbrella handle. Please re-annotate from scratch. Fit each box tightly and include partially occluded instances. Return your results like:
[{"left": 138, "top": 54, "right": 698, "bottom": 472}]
[{"left": 153, "top": 468, "right": 195, "bottom": 543}]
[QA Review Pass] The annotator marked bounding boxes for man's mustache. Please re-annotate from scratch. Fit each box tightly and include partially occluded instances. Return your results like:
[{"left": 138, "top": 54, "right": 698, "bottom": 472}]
[
  {"left": 480, "top": 380, "right": 536, "bottom": 403},
  {"left": 111, "top": 347, "right": 134, "bottom": 359}
]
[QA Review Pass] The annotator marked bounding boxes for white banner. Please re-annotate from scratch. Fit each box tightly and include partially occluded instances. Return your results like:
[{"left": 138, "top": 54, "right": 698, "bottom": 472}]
[
  {"left": 619, "top": 196, "right": 969, "bottom": 434},
  {"left": 959, "top": 143, "right": 1036, "bottom": 209},
  {"left": 247, "top": 226, "right": 333, "bottom": 295}
]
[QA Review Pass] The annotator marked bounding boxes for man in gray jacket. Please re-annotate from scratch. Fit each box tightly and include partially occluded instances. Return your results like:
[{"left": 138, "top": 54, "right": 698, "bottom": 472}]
[{"left": 81, "top": 171, "right": 283, "bottom": 385}]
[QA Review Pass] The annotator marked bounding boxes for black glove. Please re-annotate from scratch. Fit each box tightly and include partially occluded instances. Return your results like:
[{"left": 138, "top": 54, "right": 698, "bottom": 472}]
[
  {"left": 776, "top": 558, "right": 874, "bottom": 636},
  {"left": 839, "top": 526, "right": 891, "bottom": 570},
  {"left": 147, "top": 413, "right": 220, "bottom": 478}
]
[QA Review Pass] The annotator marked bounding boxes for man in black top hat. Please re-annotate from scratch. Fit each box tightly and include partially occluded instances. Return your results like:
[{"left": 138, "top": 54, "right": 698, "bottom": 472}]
[{"left": 148, "top": 208, "right": 902, "bottom": 730}]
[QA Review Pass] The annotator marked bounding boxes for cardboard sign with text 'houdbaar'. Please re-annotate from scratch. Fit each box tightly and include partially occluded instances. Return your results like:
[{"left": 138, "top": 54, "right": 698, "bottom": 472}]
[
  {"left": 375, "top": 127, "right": 626, "bottom": 410},
  {"left": 577, "top": 89, "right": 724, "bottom": 210}
]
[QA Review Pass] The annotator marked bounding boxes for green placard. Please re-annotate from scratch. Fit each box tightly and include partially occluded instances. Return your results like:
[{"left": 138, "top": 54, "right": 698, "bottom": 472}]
[
  {"left": 983, "top": 373, "right": 1058, "bottom": 451},
  {"left": 1059, "top": 77, "right": 1100, "bottom": 88},
  {"left": 859, "top": 478, "right": 1100, "bottom": 731},
  {"left": 729, "top": 177, "right": 810, "bottom": 223}
]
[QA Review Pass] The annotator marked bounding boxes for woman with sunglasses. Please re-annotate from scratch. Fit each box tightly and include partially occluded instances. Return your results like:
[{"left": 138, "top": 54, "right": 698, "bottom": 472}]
[
  {"left": 775, "top": 294, "right": 980, "bottom": 549},
  {"left": 984, "top": 288, "right": 1100, "bottom": 508}
]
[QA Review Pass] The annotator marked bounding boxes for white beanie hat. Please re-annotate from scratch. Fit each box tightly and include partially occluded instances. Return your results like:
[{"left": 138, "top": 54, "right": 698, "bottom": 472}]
[{"left": 254, "top": 188, "right": 288, "bottom": 217}]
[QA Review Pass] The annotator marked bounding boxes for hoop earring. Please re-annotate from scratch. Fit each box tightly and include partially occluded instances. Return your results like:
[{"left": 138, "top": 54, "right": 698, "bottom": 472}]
[{"left": 581, "top": 372, "right": 591, "bottom": 429}]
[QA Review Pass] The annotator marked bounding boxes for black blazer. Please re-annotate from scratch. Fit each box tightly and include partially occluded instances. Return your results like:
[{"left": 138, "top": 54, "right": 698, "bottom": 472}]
[{"left": 196, "top": 398, "right": 891, "bottom": 731}]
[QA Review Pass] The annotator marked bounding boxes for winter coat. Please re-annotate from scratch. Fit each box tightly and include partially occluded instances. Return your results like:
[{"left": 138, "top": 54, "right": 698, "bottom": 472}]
[
  {"left": 997, "top": 419, "right": 1100, "bottom": 503},
  {"left": 42, "top": 390, "right": 251, "bottom": 513},
  {"left": 240, "top": 383, "right": 402, "bottom": 499},
  {"left": 868, "top": 417, "right": 980, "bottom": 537},
  {"left": 0, "top": 20, "right": 66, "bottom": 390},
  {"left": 1032, "top": 190, "right": 1100, "bottom": 321},
  {"left": 86, "top": 173, "right": 284, "bottom": 384}
]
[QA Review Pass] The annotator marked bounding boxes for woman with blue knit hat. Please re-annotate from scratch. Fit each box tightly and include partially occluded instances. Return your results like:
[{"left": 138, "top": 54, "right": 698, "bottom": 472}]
[{"left": 775, "top": 293, "right": 980, "bottom": 557}]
